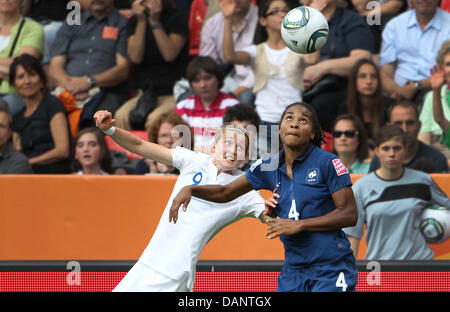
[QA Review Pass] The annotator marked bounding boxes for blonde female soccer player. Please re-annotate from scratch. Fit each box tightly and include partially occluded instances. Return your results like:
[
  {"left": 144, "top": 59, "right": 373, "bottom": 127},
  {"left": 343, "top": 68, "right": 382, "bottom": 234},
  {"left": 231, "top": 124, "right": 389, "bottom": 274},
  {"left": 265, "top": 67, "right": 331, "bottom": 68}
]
[{"left": 94, "top": 110, "right": 274, "bottom": 292}]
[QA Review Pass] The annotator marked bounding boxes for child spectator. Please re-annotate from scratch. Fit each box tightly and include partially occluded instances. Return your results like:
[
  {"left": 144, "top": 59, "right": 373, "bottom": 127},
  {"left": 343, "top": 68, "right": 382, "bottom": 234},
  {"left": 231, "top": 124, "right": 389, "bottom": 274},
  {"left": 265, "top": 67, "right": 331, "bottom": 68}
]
[
  {"left": 72, "top": 127, "right": 113, "bottom": 175},
  {"left": 174, "top": 56, "right": 239, "bottom": 154}
]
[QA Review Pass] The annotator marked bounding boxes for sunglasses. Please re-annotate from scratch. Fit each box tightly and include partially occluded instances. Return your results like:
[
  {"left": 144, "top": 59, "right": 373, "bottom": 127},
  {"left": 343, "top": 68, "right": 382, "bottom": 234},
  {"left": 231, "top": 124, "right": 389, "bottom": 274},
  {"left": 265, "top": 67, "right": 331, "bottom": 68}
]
[
  {"left": 264, "top": 7, "right": 290, "bottom": 17},
  {"left": 332, "top": 130, "right": 359, "bottom": 138}
]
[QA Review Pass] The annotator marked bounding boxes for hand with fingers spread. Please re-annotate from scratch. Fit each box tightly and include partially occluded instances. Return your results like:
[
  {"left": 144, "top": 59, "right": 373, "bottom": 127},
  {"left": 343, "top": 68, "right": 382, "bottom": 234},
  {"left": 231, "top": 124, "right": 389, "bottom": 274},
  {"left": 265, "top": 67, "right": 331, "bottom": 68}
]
[
  {"left": 169, "top": 185, "right": 193, "bottom": 223},
  {"left": 93, "top": 110, "right": 116, "bottom": 132},
  {"left": 430, "top": 65, "right": 445, "bottom": 90}
]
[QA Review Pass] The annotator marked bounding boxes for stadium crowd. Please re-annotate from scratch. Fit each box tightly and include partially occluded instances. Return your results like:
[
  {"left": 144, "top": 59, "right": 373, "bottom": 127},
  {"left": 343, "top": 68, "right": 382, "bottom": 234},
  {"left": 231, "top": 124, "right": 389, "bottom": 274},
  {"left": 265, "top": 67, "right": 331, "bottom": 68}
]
[{"left": 0, "top": 0, "right": 450, "bottom": 261}]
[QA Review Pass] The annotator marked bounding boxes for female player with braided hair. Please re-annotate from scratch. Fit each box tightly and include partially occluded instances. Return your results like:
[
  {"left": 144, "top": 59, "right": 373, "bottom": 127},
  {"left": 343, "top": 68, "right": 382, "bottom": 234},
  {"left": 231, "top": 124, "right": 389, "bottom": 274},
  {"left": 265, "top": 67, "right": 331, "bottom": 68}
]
[{"left": 170, "top": 102, "right": 359, "bottom": 292}]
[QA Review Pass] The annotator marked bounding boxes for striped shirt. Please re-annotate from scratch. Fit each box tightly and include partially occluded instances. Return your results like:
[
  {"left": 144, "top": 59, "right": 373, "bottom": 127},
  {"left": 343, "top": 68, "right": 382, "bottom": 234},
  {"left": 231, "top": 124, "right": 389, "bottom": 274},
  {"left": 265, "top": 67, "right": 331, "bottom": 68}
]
[{"left": 174, "top": 92, "right": 239, "bottom": 150}]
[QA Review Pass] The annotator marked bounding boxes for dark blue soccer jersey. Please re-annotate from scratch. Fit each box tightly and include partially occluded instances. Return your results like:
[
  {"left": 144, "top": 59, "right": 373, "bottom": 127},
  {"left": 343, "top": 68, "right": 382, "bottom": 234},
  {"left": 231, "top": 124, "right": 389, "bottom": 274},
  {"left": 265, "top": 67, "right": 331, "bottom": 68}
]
[{"left": 246, "top": 143, "right": 355, "bottom": 266}]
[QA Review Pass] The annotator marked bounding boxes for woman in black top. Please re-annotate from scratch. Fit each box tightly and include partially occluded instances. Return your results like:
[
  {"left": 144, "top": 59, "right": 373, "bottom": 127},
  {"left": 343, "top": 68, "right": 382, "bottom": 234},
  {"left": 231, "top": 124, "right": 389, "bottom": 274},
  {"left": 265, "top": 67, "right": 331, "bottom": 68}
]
[
  {"left": 11, "top": 54, "right": 71, "bottom": 173},
  {"left": 114, "top": 0, "right": 189, "bottom": 132}
]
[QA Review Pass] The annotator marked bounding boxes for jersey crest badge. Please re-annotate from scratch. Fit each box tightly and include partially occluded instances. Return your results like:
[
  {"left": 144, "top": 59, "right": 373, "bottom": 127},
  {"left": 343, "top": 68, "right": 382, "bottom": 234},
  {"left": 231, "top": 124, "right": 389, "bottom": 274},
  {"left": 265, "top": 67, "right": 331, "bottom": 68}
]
[
  {"left": 305, "top": 168, "right": 319, "bottom": 184},
  {"left": 332, "top": 159, "right": 349, "bottom": 176}
]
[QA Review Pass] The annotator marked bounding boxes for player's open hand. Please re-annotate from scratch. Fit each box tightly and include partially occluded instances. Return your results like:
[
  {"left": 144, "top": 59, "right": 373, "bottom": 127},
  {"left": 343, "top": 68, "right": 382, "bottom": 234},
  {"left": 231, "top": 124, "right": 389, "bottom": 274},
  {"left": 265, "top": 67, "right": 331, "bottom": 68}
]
[
  {"left": 265, "top": 218, "right": 303, "bottom": 239},
  {"left": 169, "top": 185, "right": 193, "bottom": 224},
  {"left": 94, "top": 110, "right": 116, "bottom": 132}
]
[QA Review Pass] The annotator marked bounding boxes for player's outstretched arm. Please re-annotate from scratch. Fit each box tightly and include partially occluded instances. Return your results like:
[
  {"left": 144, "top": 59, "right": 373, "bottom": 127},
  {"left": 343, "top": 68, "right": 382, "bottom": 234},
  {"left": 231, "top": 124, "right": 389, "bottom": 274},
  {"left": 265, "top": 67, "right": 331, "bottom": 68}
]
[
  {"left": 94, "top": 110, "right": 173, "bottom": 166},
  {"left": 169, "top": 175, "right": 253, "bottom": 223}
]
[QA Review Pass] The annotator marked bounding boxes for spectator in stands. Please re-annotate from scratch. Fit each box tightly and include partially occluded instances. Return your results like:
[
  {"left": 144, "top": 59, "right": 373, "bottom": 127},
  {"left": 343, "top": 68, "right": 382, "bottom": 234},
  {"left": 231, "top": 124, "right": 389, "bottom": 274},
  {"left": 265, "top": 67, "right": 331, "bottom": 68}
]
[
  {"left": 134, "top": 111, "right": 193, "bottom": 174},
  {"left": 301, "top": 0, "right": 374, "bottom": 132},
  {"left": 174, "top": 56, "right": 239, "bottom": 154},
  {"left": 114, "top": 0, "right": 189, "bottom": 132},
  {"left": 49, "top": 0, "right": 131, "bottom": 126},
  {"left": 350, "top": 0, "right": 406, "bottom": 54},
  {"left": 222, "top": 103, "right": 261, "bottom": 171},
  {"left": 418, "top": 40, "right": 450, "bottom": 163},
  {"left": 344, "top": 125, "right": 450, "bottom": 260},
  {"left": 114, "top": 0, "right": 133, "bottom": 16},
  {"left": 199, "top": 0, "right": 258, "bottom": 106},
  {"left": 379, "top": 0, "right": 450, "bottom": 104},
  {"left": 0, "top": 0, "right": 44, "bottom": 115},
  {"left": 72, "top": 127, "right": 113, "bottom": 175},
  {"left": 11, "top": 54, "right": 71, "bottom": 173},
  {"left": 0, "top": 101, "right": 32, "bottom": 173},
  {"left": 221, "top": 0, "right": 324, "bottom": 154},
  {"left": 331, "top": 114, "right": 370, "bottom": 174},
  {"left": 347, "top": 58, "right": 390, "bottom": 152},
  {"left": 369, "top": 100, "right": 449, "bottom": 173},
  {"left": 22, "top": 0, "right": 70, "bottom": 76}
]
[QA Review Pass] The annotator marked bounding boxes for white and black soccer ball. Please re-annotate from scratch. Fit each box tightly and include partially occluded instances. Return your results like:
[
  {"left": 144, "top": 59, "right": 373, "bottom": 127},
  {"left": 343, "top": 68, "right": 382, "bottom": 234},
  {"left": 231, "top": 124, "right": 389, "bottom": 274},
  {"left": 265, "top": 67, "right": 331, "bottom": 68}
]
[
  {"left": 420, "top": 206, "right": 450, "bottom": 244},
  {"left": 281, "top": 6, "right": 329, "bottom": 54}
]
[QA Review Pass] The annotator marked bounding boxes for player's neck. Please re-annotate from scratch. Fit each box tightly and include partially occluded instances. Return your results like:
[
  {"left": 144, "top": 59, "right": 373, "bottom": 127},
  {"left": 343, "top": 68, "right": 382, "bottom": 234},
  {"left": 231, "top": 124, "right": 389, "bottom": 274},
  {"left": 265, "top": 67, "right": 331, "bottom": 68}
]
[
  {"left": 376, "top": 166, "right": 404, "bottom": 180},
  {"left": 284, "top": 147, "right": 306, "bottom": 169}
]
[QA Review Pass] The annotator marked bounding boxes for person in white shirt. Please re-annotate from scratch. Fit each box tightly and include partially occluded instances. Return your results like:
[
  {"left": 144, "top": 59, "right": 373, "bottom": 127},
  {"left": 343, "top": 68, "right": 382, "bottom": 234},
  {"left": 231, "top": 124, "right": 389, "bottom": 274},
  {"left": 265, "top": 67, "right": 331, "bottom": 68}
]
[{"left": 94, "top": 109, "right": 274, "bottom": 292}]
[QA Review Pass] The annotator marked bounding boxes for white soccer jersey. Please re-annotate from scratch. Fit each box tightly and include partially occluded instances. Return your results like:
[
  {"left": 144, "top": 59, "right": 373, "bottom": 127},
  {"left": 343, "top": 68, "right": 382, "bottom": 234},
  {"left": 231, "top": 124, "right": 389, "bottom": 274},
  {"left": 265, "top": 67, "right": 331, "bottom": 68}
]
[{"left": 126, "top": 147, "right": 265, "bottom": 291}]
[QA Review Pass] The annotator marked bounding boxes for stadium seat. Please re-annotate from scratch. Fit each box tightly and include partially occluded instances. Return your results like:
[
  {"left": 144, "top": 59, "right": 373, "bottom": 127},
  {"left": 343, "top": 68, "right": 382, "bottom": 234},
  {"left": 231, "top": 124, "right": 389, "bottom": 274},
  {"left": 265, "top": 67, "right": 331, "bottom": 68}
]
[
  {"left": 105, "top": 130, "right": 148, "bottom": 160},
  {"left": 188, "top": 0, "right": 207, "bottom": 57}
]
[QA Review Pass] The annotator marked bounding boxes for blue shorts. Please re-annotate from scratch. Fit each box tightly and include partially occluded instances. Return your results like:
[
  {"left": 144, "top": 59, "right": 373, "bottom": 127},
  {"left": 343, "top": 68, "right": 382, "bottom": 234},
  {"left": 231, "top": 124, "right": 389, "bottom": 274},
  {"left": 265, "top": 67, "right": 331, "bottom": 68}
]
[{"left": 277, "top": 257, "right": 358, "bottom": 292}]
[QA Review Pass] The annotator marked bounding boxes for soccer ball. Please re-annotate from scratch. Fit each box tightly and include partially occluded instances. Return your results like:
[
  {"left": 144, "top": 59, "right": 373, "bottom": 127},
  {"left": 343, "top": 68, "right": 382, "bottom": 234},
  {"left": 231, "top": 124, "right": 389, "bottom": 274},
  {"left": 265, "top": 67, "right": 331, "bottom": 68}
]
[
  {"left": 281, "top": 6, "right": 329, "bottom": 54},
  {"left": 420, "top": 206, "right": 450, "bottom": 244}
]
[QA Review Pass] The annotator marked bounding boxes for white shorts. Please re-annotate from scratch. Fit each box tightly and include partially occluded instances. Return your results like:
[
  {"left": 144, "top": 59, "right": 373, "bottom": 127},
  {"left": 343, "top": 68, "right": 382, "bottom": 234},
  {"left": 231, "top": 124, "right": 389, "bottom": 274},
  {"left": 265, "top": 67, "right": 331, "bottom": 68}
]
[{"left": 113, "top": 261, "right": 191, "bottom": 292}]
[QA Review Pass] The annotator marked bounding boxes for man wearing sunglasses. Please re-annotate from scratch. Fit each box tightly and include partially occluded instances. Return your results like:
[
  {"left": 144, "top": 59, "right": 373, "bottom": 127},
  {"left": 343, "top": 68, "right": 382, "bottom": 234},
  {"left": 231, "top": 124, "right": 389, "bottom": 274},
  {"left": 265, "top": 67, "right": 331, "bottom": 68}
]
[{"left": 368, "top": 100, "right": 449, "bottom": 173}]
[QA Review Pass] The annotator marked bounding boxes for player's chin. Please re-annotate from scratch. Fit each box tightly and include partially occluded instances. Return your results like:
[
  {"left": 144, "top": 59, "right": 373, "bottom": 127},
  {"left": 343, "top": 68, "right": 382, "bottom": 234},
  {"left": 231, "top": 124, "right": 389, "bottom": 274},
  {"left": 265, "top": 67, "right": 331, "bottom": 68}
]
[{"left": 220, "top": 159, "right": 241, "bottom": 170}]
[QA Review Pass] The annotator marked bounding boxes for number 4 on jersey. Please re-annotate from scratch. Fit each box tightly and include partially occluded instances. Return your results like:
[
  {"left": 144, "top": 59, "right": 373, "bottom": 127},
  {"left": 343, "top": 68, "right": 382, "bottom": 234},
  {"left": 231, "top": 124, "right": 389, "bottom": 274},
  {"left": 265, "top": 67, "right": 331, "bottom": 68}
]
[
  {"left": 336, "top": 272, "right": 348, "bottom": 291},
  {"left": 288, "top": 199, "right": 299, "bottom": 220}
]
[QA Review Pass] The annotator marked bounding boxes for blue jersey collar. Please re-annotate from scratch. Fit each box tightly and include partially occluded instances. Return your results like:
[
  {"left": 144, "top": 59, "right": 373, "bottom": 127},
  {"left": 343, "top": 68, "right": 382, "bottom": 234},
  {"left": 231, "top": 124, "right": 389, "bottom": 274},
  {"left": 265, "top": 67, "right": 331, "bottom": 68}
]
[{"left": 278, "top": 143, "right": 316, "bottom": 172}]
